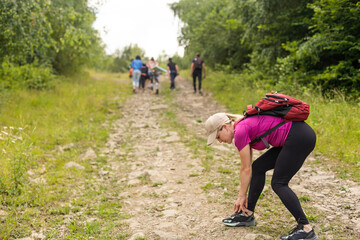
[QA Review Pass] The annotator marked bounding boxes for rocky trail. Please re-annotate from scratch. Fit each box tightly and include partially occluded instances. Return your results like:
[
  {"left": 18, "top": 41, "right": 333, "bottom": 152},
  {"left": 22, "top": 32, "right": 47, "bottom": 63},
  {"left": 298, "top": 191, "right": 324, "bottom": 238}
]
[{"left": 99, "top": 76, "right": 359, "bottom": 240}]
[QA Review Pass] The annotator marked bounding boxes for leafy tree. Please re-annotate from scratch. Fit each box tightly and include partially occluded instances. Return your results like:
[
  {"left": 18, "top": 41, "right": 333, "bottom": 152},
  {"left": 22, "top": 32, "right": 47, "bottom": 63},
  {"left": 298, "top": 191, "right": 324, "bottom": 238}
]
[
  {"left": 239, "top": 0, "right": 314, "bottom": 72},
  {"left": 171, "top": 0, "right": 312, "bottom": 72},
  {"left": 0, "top": 0, "right": 53, "bottom": 65},
  {"left": 0, "top": 0, "right": 105, "bottom": 77},
  {"left": 111, "top": 44, "right": 146, "bottom": 73},
  {"left": 278, "top": 0, "right": 360, "bottom": 96},
  {"left": 46, "top": 0, "right": 103, "bottom": 75},
  {"left": 170, "top": 0, "right": 250, "bottom": 69}
]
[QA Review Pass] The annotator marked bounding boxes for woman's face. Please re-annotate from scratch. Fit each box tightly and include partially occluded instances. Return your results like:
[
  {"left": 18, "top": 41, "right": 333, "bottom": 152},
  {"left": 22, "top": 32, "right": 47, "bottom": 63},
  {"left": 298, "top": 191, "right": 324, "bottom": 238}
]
[{"left": 216, "top": 124, "right": 233, "bottom": 144}]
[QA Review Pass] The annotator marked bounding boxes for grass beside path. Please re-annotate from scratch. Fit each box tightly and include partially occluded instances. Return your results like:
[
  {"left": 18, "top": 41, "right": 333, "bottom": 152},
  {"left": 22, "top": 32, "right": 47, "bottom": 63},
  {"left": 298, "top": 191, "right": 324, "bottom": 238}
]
[{"left": 0, "top": 71, "right": 131, "bottom": 239}]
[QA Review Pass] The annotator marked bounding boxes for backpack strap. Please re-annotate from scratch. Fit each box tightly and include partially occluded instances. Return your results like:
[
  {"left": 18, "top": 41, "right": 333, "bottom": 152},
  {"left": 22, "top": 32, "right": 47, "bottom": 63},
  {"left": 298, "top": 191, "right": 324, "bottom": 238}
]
[{"left": 249, "top": 121, "right": 286, "bottom": 149}]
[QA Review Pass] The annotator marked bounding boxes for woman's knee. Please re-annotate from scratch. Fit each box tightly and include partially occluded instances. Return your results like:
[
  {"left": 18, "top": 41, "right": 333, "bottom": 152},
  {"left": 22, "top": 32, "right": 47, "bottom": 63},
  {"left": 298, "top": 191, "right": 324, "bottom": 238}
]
[{"left": 271, "top": 178, "right": 287, "bottom": 193}]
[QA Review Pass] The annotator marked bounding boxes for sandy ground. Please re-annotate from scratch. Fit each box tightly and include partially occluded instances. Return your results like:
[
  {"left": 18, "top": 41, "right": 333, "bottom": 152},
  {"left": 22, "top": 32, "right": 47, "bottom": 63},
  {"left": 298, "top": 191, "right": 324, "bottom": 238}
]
[{"left": 102, "top": 76, "right": 359, "bottom": 240}]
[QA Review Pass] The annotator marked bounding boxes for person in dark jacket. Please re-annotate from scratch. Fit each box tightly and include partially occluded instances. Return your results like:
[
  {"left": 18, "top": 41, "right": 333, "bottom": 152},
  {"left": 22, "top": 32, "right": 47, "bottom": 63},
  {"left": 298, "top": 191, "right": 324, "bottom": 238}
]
[
  {"left": 190, "top": 53, "right": 206, "bottom": 94},
  {"left": 167, "top": 58, "right": 179, "bottom": 90},
  {"left": 140, "top": 63, "right": 149, "bottom": 92}
]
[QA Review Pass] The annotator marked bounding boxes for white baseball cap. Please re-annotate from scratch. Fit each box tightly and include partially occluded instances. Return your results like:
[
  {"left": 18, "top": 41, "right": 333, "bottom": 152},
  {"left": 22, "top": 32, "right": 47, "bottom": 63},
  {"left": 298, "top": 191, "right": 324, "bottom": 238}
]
[{"left": 205, "top": 113, "right": 230, "bottom": 145}]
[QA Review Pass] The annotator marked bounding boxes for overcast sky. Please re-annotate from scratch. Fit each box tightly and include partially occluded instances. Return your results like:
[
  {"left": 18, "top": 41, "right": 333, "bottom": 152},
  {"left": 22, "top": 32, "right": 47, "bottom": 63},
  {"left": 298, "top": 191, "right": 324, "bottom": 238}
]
[{"left": 90, "top": 0, "right": 184, "bottom": 59}]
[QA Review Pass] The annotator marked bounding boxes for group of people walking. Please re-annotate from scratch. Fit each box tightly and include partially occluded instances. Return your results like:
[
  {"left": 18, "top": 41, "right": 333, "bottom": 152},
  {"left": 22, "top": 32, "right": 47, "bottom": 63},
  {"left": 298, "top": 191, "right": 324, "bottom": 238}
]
[
  {"left": 128, "top": 52, "right": 206, "bottom": 95},
  {"left": 130, "top": 56, "right": 162, "bottom": 94}
]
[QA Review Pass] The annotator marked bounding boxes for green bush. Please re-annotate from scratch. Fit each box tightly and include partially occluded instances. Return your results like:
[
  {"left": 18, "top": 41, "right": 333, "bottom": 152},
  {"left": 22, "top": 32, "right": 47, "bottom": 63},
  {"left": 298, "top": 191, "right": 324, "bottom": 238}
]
[{"left": 0, "top": 62, "right": 55, "bottom": 91}]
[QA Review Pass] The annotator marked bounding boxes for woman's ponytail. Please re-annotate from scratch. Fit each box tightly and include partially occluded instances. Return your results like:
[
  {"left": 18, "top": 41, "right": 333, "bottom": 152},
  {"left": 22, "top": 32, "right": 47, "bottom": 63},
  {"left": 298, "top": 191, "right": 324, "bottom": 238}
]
[{"left": 226, "top": 113, "right": 244, "bottom": 122}]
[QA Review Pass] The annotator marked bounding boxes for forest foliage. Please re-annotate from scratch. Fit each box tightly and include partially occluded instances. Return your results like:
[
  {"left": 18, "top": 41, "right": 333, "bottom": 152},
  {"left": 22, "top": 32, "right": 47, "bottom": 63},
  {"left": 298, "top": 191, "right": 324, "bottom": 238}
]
[
  {"left": 171, "top": 0, "right": 360, "bottom": 99},
  {"left": 0, "top": 0, "right": 105, "bottom": 90}
]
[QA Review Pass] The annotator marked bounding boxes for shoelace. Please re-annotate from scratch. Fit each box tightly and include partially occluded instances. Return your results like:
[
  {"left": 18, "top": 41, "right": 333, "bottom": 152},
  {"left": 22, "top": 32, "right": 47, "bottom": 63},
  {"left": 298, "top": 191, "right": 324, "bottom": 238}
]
[
  {"left": 232, "top": 211, "right": 245, "bottom": 217},
  {"left": 288, "top": 224, "right": 304, "bottom": 235},
  {"left": 231, "top": 211, "right": 253, "bottom": 219}
]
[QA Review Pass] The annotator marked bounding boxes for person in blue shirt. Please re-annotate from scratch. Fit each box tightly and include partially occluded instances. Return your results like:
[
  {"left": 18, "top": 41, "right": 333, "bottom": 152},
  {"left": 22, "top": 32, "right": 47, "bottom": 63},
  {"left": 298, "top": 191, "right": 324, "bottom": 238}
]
[{"left": 131, "top": 56, "right": 143, "bottom": 93}]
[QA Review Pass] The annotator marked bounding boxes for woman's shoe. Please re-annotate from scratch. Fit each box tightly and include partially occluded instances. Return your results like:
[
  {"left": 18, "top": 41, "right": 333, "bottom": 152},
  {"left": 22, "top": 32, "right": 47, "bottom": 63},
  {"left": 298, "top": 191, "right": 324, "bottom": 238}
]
[
  {"left": 280, "top": 224, "right": 318, "bottom": 240},
  {"left": 222, "top": 211, "right": 256, "bottom": 227}
]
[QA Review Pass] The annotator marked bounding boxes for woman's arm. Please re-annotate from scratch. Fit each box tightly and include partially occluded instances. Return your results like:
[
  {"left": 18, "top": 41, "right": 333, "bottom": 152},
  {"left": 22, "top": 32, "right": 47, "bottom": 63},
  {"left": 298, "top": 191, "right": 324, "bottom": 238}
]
[{"left": 233, "top": 144, "right": 252, "bottom": 213}]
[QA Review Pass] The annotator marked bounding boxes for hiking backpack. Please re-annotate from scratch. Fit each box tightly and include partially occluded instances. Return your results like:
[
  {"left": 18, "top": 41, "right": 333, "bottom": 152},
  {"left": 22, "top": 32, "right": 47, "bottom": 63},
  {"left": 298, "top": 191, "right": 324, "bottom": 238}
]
[
  {"left": 237, "top": 92, "right": 310, "bottom": 148},
  {"left": 193, "top": 58, "right": 203, "bottom": 70},
  {"left": 168, "top": 62, "right": 177, "bottom": 72}
]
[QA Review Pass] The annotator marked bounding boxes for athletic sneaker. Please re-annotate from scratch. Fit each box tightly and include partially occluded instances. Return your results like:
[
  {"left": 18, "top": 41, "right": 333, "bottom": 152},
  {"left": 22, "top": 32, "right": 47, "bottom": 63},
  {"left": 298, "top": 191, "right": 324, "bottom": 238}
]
[
  {"left": 222, "top": 211, "right": 256, "bottom": 227},
  {"left": 155, "top": 89, "right": 159, "bottom": 94},
  {"left": 280, "top": 224, "right": 318, "bottom": 240}
]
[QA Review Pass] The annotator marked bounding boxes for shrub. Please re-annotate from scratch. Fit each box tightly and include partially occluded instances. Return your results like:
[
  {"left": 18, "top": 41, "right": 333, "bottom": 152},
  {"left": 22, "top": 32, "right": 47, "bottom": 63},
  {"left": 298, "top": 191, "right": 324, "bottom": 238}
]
[{"left": 0, "top": 62, "right": 55, "bottom": 91}]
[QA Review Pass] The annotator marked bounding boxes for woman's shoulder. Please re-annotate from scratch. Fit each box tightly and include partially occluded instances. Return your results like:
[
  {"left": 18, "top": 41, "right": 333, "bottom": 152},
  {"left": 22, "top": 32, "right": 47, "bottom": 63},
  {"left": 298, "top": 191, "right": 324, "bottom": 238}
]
[{"left": 244, "top": 115, "right": 282, "bottom": 121}]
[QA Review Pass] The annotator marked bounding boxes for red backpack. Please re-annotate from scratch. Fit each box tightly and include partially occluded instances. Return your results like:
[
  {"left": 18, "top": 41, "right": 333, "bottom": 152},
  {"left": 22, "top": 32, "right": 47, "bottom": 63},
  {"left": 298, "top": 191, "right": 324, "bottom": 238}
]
[{"left": 236, "top": 92, "right": 310, "bottom": 148}]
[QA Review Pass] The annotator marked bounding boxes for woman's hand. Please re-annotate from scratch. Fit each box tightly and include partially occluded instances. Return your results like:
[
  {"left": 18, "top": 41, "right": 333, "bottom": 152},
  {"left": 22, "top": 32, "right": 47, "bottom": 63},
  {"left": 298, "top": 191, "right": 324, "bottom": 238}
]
[{"left": 234, "top": 195, "right": 248, "bottom": 213}]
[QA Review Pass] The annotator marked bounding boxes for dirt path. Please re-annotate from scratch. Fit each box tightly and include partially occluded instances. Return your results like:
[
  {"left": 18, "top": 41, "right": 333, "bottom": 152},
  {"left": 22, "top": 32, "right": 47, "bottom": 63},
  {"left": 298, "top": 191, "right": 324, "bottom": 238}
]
[{"left": 102, "top": 76, "right": 359, "bottom": 240}]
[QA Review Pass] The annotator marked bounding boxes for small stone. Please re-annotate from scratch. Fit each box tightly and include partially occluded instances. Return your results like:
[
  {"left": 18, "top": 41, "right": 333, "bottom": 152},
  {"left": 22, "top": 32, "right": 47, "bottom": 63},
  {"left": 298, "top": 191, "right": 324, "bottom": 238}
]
[
  {"left": 129, "top": 232, "right": 145, "bottom": 240},
  {"left": 31, "top": 231, "right": 46, "bottom": 240},
  {"left": 162, "top": 209, "right": 177, "bottom": 217},
  {"left": 64, "top": 161, "right": 85, "bottom": 170},
  {"left": 79, "top": 148, "right": 97, "bottom": 160}
]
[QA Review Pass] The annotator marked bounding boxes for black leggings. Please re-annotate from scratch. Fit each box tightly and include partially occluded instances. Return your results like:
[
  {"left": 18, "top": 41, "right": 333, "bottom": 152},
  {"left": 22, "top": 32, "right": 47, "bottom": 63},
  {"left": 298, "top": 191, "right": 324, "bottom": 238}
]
[
  {"left": 192, "top": 70, "right": 202, "bottom": 91},
  {"left": 247, "top": 121, "right": 316, "bottom": 225},
  {"left": 140, "top": 76, "right": 146, "bottom": 89}
]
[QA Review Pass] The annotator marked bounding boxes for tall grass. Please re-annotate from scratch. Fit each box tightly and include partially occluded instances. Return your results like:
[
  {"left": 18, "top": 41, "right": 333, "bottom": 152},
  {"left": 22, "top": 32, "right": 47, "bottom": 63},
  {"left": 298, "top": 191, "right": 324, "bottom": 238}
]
[
  {"left": 183, "top": 70, "right": 360, "bottom": 181},
  {"left": 0, "top": 71, "right": 131, "bottom": 238}
]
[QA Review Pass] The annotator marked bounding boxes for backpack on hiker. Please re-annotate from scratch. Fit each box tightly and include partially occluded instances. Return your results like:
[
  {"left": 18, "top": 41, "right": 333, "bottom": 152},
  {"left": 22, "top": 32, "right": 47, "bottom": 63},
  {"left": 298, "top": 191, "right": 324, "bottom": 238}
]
[
  {"left": 193, "top": 58, "right": 203, "bottom": 70},
  {"left": 168, "top": 62, "right": 177, "bottom": 75},
  {"left": 238, "top": 92, "right": 310, "bottom": 148}
]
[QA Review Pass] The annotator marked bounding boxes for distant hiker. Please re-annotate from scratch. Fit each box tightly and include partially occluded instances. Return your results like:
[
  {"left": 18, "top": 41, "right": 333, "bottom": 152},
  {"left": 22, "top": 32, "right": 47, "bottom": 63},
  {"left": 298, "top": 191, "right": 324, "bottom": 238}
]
[
  {"left": 167, "top": 58, "right": 179, "bottom": 90},
  {"left": 205, "top": 113, "right": 318, "bottom": 240},
  {"left": 140, "top": 63, "right": 149, "bottom": 92},
  {"left": 147, "top": 57, "right": 160, "bottom": 94},
  {"left": 129, "top": 68, "right": 133, "bottom": 81},
  {"left": 190, "top": 53, "right": 206, "bottom": 94},
  {"left": 131, "top": 56, "right": 143, "bottom": 93},
  {"left": 128, "top": 59, "right": 134, "bottom": 82}
]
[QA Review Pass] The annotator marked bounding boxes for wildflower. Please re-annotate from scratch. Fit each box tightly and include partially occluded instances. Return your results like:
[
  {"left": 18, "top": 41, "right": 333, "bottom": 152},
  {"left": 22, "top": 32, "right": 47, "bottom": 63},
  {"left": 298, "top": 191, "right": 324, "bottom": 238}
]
[
  {"left": 18, "top": 127, "right": 23, "bottom": 130},
  {"left": 10, "top": 126, "right": 14, "bottom": 129},
  {"left": 1, "top": 131, "right": 8, "bottom": 135}
]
